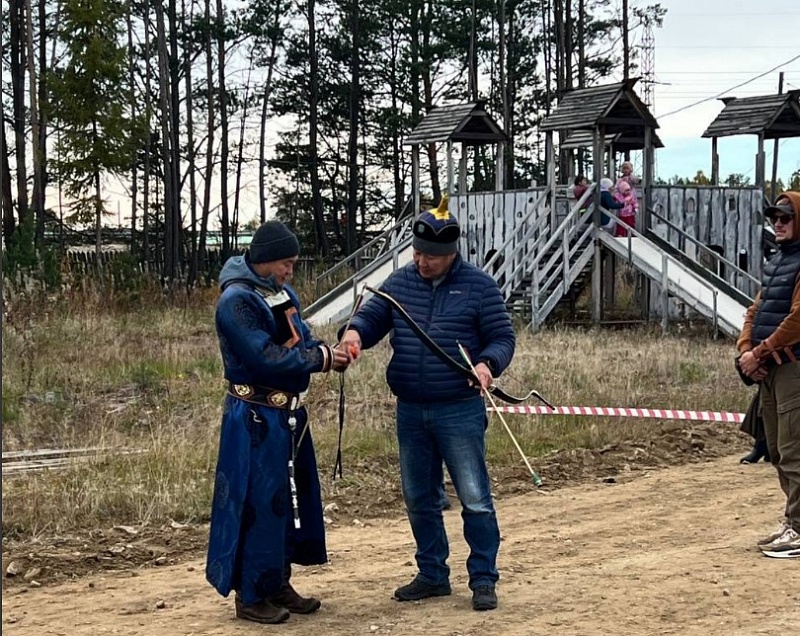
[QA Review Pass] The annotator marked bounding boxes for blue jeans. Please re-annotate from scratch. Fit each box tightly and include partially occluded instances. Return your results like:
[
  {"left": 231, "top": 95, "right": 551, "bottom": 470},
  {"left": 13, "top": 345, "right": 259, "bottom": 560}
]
[{"left": 396, "top": 396, "right": 500, "bottom": 590}]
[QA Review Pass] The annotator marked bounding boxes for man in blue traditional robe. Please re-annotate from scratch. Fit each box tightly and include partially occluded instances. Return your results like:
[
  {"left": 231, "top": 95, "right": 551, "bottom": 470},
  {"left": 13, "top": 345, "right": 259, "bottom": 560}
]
[{"left": 206, "top": 220, "right": 350, "bottom": 624}]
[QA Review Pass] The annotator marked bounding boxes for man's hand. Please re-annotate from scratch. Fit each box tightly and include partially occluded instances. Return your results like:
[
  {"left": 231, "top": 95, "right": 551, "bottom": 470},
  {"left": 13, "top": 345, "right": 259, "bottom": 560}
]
[
  {"left": 739, "top": 350, "right": 767, "bottom": 380},
  {"left": 339, "top": 330, "right": 362, "bottom": 361},
  {"left": 472, "top": 362, "right": 493, "bottom": 391},
  {"left": 331, "top": 347, "right": 351, "bottom": 372}
]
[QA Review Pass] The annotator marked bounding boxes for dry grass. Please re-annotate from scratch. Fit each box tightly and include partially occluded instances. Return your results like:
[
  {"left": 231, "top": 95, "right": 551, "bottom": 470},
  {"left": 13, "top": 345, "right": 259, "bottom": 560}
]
[{"left": 1, "top": 285, "right": 750, "bottom": 538}]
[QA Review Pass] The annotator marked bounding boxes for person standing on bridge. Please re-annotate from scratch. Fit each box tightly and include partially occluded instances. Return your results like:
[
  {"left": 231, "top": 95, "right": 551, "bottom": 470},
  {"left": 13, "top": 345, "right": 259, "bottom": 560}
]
[
  {"left": 339, "top": 205, "right": 516, "bottom": 611},
  {"left": 736, "top": 191, "right": 800, "bottom": 558},
  {"left": 206, "top": 220, "right": 352, "bottom": 623}
]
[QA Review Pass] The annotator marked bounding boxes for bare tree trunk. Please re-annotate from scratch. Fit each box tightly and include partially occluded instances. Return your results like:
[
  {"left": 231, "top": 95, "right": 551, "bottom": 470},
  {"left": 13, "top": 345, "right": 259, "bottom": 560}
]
[
  {"left": 577, "top": 0, "right": 585, "bottom": 86},
  {"left": 622, "top": 0, "right": 629, "bottom": 80},
  {"left": 1, "top": 109, "right": 14, "bottom": 242},
  {"left": 258, "top": 0, "right": 283, "bottom": 224},
  {"left": 577, "top": 0, "right": 586, "bottom": 174},
  {"left": 388, "top": 27, "right": 403, "bottom": 218},
  {"left": 127, "top": 2, "right": 138, "bottom": 256},
  {"left": 183, "top": 0, "right": 198, "bottom": 285},
  {"left": 421, "top": 1, "right": 440, "bottom": 203},
  {"left": 499, "top": 0, "right": 509, "bottom": 188},
  {"left": 346, "top": 0, "right": 360, "bottom": 256},
  {"left": 216, "top": 0, "right": 231, "bottom": 261},
  {"left": 232, "top": 62, "right": 253, "bottom": 251},
  {"left": 35, "top": 0, "right": 49, "bottom": 243},
  {"left": 24, "top": 0, "right": 43, "bottom": 234},
  {"left": 168, "top": 0, "right": 182, "bottom": 274},
  {"left": 565, "top": 0, "right": 573, "bottom": 89},
  {"left": 154, "top": 0, "right": 177, "bottom": 279},
  {"left": 199, "top": 0, "right": 215, "bottom": 273},
  {"left": 468, "top": 0, "right": 477, "bottom": 101},
  {"left": 308, "top": 0, "right": 330, "bottom": 256},
  {"left": 11, "top": 0, "right": 29, "bottom": 227},
  {"left": 541, "top": 0, "right": 552, "bottom": 117},
  {"left": 142, "top": 0, "right": 152, "bottom": 270},
  {"left": 92, "top": 120, "right": 103, "bottom": 266}
]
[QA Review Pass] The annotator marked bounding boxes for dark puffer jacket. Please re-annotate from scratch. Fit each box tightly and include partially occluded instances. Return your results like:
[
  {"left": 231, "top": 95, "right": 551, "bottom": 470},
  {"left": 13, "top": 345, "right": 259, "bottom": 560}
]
[{"left": 347, "top": 254, "right": 515, "bottom": 403}]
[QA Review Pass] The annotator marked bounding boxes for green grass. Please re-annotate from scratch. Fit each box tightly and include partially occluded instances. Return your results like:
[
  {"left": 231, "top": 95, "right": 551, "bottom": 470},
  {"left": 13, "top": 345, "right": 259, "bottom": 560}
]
[{"left": 1, "top": 286, "right": 751, "bottom": 537}]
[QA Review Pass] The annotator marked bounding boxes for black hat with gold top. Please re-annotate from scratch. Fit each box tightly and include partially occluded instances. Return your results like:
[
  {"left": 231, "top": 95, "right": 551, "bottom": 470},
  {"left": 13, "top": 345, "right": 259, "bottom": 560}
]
[{"left": 412, "top": 196, "right": 460, "bottom": 256}]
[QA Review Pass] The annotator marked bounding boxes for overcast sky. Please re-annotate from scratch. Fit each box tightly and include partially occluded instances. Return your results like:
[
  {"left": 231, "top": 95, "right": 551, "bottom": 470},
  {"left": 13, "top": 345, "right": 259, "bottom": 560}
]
[{"left": 647, "top": 0, "right": 800, "bottom": 185}]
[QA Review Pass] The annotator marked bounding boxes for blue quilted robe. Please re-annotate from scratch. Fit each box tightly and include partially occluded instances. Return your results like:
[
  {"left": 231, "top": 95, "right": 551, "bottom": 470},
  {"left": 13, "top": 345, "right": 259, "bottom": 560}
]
[{"left": 206, "top": 256, "right": 328, "bottom": 605}]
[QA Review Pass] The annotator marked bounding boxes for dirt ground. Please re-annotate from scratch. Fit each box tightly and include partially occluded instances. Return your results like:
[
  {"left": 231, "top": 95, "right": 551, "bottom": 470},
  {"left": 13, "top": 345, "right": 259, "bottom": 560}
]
[{"left": 3, "top": 449, "right": 799, "bottom": 635}]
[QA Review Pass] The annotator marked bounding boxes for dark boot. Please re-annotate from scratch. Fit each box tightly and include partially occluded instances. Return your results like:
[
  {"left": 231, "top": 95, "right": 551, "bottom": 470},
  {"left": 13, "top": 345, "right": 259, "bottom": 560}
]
[
  {"left": 740, "top": 439, "right": 769, "bottom": 464},
  {"left": 270, "top": 565, "right": 321, "bottom": 614},
  {"left": 270, "top": 582, "right": 321, "bottom": 614},
  {"left": 235, "top": 595, "right": 290, "bottom": 624}
]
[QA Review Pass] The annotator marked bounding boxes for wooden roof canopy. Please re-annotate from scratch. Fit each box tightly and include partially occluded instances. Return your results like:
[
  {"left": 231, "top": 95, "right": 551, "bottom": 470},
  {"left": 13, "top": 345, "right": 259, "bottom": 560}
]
[
  {"left": 701, "top": 90, "right": 800, "bottom": 140},
  {"left": 404, "top": 102, "right": 507, "bottom": 146},
  {"left": 540, "top": 79, "right": 660, "bottom": 151},
  {"left": 561, "top": 129, "right": 664, "bottom": 152}
]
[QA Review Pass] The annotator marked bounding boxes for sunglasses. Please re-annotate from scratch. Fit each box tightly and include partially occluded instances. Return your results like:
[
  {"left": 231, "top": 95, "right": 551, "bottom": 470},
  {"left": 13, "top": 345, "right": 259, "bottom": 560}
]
[{"left": 769, "top": 214, "right": 794, "bottom": 225}]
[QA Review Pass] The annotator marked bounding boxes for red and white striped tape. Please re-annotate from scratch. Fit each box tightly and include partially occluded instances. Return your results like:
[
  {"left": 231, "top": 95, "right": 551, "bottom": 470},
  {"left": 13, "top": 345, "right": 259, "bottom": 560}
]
[{"left": 489, "top": 405, "right": 744, "bottom": 423}]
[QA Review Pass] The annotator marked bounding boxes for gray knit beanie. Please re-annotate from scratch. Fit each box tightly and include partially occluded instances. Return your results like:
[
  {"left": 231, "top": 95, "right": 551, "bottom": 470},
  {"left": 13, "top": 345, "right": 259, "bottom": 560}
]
[{"left": 248, "top": 220, "right": 300, "bottom": 263}]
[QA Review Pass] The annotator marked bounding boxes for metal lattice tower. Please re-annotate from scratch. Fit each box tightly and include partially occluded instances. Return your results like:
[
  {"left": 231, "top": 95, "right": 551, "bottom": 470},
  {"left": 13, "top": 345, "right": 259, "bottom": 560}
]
[{"left": 640, "top": 16, "right": 655, "bottom": 110}]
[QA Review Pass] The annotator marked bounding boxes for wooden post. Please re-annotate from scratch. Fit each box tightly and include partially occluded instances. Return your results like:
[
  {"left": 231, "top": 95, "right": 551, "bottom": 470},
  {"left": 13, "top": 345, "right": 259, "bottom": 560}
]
[
  {"left": 711, "top": 136, "right": 719, "bottom": 185},
  {"left": 591, "top": 126, "right": 605, "bottom": 324},
  {"left": 756, "top": 133, "right": 765, "bottom": 189},
  {"left": 770, "top": 72, "right": 784, "bottom": 203},
  {"left": 546, "top": 131, "right": 556, "bottom": 226},
  {"left": 661, "top": 252, "right": 669, "bottom": 333},
  {"left": 459, "top": 142, "right": 468, "bottom": 193},
  {"left": 412, "top": 144, "right": 420, "bottom": 214},
  {"left": 495, "top": 141, "right": 505, "bottom": 191},
  {"left": 643, "top": 126, "right": 653, "bottom": 229},
  {"left": 607, "top": 146, "right": 615, "bottom": 182},
  {"left": 446, "top": 139, "right": 454, "bottom": 194},
  {"left": 642, "top": 125, "right": 654, "bottom": 320}
]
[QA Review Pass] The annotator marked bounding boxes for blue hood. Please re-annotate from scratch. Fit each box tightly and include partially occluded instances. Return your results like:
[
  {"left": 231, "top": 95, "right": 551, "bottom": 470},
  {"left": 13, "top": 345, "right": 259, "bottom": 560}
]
[{"left": 218, "top": 255, "right": 280, "bottom": 292}]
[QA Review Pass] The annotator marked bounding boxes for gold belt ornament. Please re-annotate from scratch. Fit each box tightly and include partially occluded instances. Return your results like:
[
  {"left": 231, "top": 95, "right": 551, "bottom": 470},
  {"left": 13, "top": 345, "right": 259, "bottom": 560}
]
[{"left": 228, "top": 384, "right": 304, "bottom": 409}]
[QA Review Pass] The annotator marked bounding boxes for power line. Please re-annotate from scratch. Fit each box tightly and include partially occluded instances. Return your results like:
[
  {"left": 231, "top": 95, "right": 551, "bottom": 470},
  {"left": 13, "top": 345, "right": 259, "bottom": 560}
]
[
  {"left": 657, "top": 45, "right": 799, "bottom": 49},
  {"left": 662, "top": 12, "right": 800, "bottom": 17},
  {"left": 658, "top": 53, "right": 800, "bottom": 118},
  {"left": 657, "top": 70, "right": 800, "bottom": 74}
]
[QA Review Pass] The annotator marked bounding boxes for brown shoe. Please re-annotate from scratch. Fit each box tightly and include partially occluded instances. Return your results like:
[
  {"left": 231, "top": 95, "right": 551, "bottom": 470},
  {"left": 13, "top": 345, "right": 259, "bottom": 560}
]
[
  {"left": 235, "top": 595, "right": 290, "bottom": 624},
  {"left": 270, "top": 583, "right": 322, "bottom": 614}
]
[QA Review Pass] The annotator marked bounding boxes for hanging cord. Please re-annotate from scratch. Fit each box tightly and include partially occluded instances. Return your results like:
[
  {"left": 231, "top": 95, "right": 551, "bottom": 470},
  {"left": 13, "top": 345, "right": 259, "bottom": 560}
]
[
  {"left": 333, "top": 371, "right": 346, "bottom": 479},
  {"left": 287, "top": 409, "right": 302, "bottom": 528},
  {"left": 306, "top": 286, "right": 367, "bottom": 481}
]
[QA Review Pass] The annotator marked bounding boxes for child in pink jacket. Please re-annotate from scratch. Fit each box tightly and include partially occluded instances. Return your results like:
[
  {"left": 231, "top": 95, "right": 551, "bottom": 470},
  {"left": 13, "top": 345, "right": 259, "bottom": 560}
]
[{"left": 614, "top": 180, "right": 637, "bottom": 237}]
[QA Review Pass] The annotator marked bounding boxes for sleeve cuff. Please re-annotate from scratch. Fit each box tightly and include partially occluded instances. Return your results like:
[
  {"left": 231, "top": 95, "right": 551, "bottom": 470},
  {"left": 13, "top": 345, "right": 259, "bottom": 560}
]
[{"left": 318, "top": 344, "right": 334, "bottom": 373}]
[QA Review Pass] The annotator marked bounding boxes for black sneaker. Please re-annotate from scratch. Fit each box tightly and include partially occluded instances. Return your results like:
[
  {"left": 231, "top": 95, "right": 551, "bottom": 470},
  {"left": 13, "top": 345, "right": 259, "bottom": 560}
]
[
  {"left": 393, "top": 575, "right": 452, "bottom": 601},
  {"left": 740, "top": 439, "right": 770, "bottom": 464},
  {"left": 472, "top": 585, "right": 498, "bottom": 611}
]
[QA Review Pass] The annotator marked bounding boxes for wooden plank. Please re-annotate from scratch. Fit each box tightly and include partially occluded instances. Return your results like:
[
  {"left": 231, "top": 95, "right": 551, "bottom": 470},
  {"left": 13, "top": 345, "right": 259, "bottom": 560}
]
[
  {"left": 2, "top": 447, "right": 105, "bottom": 461},
  {"left": 683, "top": 188, "right": 699, "bottom": 239},
  {"left": 724, "top": 189, "right": 740, "bottom": 286},
  {"left": 697, "top": 188, "right": 713, "bottom": 245},
  {"left": 710, "top": 188, "right": 725, "bottom": 249},
  {"left": 669, "top": 187, "right": 683, "bottom": 247}
]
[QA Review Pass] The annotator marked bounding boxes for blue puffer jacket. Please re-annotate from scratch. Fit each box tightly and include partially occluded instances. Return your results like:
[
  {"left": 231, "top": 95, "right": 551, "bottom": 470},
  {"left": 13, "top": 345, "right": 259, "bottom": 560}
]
[{"left": 347, "top": 254, "right": 515, "bottom": 403}]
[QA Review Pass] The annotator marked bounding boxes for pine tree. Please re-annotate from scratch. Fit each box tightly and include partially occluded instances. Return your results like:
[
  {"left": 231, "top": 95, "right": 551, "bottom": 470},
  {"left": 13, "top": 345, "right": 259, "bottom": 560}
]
[{"left": 49, "top": 0, "right": 134, "bottom": 261}]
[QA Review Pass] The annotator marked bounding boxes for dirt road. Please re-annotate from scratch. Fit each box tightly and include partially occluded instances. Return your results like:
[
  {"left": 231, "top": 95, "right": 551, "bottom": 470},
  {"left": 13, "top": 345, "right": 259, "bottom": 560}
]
[{"left": 3, "top": 455, "right": 798, "bottom": 636}]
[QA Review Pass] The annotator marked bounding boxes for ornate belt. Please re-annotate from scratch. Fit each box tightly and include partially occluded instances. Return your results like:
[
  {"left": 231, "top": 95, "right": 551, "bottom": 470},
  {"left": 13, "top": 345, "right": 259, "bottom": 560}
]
[{"left": 228, "top": 383, "right": 305, "bottom": 410}]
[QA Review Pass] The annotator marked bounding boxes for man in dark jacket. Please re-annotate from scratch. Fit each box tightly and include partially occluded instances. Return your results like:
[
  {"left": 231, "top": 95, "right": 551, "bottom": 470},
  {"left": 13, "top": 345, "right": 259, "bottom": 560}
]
[
  {"left": 340, "top": 206, "right": 516, "bottom": 611},
  {"left": 736, "top": 191, "right": 800, "bottom": 558}
]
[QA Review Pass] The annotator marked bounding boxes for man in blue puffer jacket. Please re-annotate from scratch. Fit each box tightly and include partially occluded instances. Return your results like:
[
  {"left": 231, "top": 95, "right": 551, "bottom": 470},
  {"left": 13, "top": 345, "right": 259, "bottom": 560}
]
[{"left": 340, "top": 207, "right": 516, "bottom": 611}]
